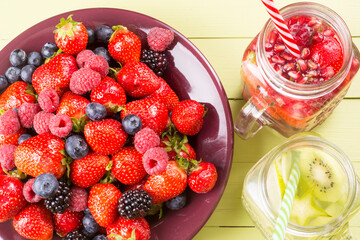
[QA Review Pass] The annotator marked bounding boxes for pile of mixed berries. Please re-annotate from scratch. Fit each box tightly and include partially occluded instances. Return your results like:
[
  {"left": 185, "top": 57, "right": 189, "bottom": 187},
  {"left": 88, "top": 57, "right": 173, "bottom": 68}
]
[{"left": 0, "top": 15, "right": 218, "bottom": 240}]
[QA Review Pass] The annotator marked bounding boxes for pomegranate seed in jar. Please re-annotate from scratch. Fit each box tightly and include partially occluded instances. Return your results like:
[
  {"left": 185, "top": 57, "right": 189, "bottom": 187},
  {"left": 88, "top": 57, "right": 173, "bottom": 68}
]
[
  {"left": 274, "top": 44, "right": 286, "bottom": 53},
  {"left": 320, "top": 66, "right": 335, "bottom": 78},
  {"left": 269, "top": 31, "right": 278, "bottom": 45},
  {"left": 312, "top": 33, "right": 324, "bottom": 43},
  {"left": 307, "top": 60, "right": 318, "bottom": 70},
  {"left": 307, "top": 70, "right": 319, "bottom": 77},
  {"left": 281, "top": 52, "right": 293, "bottom": 61},
  {"left": 283, "top": 63, "right": 295, "bottom": 72},
  {"left": 271, "top": 56, "right": 286, "bottom": 65},
  {"left": 323, "top": 29, "right": 334, "bottom": 37},
  {"left": 301, "top": 48, "right": 310, "bottom": 59},
  {"left": 297, "top": 59, "right": 308, "bottom": 71},
  {"left": 298, "top": 77, "right": 309, "bottom": 84},
  {"left": 288, "top": 71, "right": 301, "bottom": 80},
  {"left": 265, "top": 42, "right": 273, "bottom": 51}
]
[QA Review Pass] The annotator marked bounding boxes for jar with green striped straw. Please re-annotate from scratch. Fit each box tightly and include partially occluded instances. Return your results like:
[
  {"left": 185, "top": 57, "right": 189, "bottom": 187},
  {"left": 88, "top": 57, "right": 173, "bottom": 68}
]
[{"left": 242, "top": 133, "right": 360, "bottom": 239}]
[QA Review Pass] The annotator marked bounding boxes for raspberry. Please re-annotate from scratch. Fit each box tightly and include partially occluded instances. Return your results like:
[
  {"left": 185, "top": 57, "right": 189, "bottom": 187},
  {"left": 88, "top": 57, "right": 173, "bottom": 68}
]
[
  {"left": 76, "top": 49, "right": 95, "bottom": 68},
  {"left": 142, "top": 147, "right": 169, "bottom": 175},
  {"left": 70, "top": 68, "right": 102, "bottom": 95},
  {"left": 134, "top": 127, "right": 160, "bottom": 154},
  {"left": 84, "top": 55, "right": 109, "bottom": 78},
  {"left": 38, "top": 89, "right": 60, "bottom": 113},
  {"left": 23, "top": 178, "right": 42, "bottom": 203},
  {"left": 0, "top": 109, "right": 20, "bottom": 136},
  {"left": 18, "top": 103, "right": 41, "bottom": 128},
  {"left": 49, "top": 114, "right": 73, "bottom": 138},
  {"left": 0, "top": 144, "right": 16, "bottom": 171},
  {"left": 33, "top": 111, "right": 54, "bottom": 135},
  {"left": 68, "top": 186, "right": 88, "bottom": 212},
  {"left": 147, "top": 27, "right": 174, "bottom": 52}
]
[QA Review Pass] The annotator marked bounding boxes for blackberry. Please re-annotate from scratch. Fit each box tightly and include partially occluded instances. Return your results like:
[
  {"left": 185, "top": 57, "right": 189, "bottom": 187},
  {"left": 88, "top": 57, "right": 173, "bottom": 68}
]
[
  {"left": 64, "top": 230, "right": 87, "bottom": 240},
  {"left": 140, "top": 49, "right": 167, "bottom": 77},
  {"left": 44, "top": 178, "right": 71, "bottom": 214},
  {"left": 118, "top": 189, "right": 153, "bottom": 219}
]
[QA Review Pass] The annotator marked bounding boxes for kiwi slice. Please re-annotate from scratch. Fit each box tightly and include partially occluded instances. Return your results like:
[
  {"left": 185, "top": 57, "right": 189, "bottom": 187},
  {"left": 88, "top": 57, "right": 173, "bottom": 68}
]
[{"left": 298, "top": 148, "right": 347, "bottom": 203}]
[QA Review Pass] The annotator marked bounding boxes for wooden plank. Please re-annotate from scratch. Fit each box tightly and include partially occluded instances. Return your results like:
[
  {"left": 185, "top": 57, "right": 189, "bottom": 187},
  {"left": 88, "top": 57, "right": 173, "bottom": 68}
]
[{"left": 0, "top": 0, "right": 359, "bottom": 39}]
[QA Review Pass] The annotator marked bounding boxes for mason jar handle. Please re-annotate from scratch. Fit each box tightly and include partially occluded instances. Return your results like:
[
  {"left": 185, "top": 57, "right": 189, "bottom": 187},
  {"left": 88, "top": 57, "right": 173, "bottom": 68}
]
[{"left": 234, "top": 97, "right": 269, "bottom": 140}]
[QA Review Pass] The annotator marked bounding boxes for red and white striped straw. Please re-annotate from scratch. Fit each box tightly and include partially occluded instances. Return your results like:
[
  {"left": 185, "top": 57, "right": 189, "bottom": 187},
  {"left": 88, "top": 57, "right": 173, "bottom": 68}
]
[{"left": 261, "top": 0, "right": 301, "bottom": 58}]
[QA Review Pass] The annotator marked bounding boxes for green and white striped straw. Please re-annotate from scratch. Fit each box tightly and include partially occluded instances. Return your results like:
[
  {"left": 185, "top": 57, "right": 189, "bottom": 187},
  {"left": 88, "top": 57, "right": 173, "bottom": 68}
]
[{"left": 272, "top": 151, "right": 301, "bottom": 240}]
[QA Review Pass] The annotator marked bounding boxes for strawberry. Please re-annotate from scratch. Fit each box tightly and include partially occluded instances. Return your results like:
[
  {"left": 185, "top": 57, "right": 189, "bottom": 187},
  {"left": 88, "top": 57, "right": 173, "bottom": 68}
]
[
  {"left": 146, "top": 78, "right": 179, "bottom": 111},
  {"left": 121, "top": 98, "right": 168, "bottom": 135},
  {"left": 54, "top": 15, "right": 88, "bottom": 55},
  {"left": 0, "top": 81, "right": 36, "bottom": 112},
  {"left": 56, "top": 91, "right": 90, "bottom": 132},
  {"left": 90, "top": 76, "right": 127, "bottom": 115},
  {"left": 54, "top": 209, "right": 84, "bottom": 237},
  {"left": 14, "top": 132, "right": 66, "bottom": 178},
  {"left": 171, "top": 100, "right": 205, "bottom": 136},
  {"left": 188, "top": 161, "right": 217, "bottom": 193},
  {"left": 70, "top": 151, "right": 110, "bottom": 188},
  {"left": 0, "top": 175, "right": 27, "bottom": 222},
  {"left": 310, "top": 37, "right": 344, "bottom": 73},
  {"left": 144, "top": 161, "right": 187, "bottom": 204},
  {"left": 84, "top": 119, "right": 128, "bottom": 155},
  {"left": 32, "top": 53, "right": 78, "bottom": 96},
  {"left": 116, "top": 62, "right": 160, "bottom": 98},
  {"left": 111, "top": 146, "right": 147, "bottom": 185},
  {"left": 161, "top": 136, "right": 196, "bottom": 161},
  {"left": 88, "top": 183, "right": 121, "bottom": 227},
  {"left": 13, "top": 204, "right": 54, "bottom": 240},
  {"left": 0, "top": 127, "right": 26, "bottom": 146},
  {"left": 107, "top": 216, "right": 150, "bottom": 240},
  {"left": 108, "top": 25, "right": 141, "bottom": 66}
]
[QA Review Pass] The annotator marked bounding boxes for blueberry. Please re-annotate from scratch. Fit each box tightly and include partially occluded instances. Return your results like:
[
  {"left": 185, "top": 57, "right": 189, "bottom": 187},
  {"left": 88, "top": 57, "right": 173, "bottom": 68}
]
[
  {"left": 18, "top": 134, "right": 32, "bottom": 145},
  {"left": 65, "top": 135, "right": 89, "bottom": 159},
  {"left": 82, "top": 214, "right": 100, "bottom": 236},
  {"left": 86, "top": 27, "right": 95, "bottom": 47},
  {"left": 86, "top": 103, "right": 107, "bottom": 121},
  {"left": 20, "top": 65, "right": 36, "bottom": 83},
  {"left": 95, "top": 25, "right": 114, "bottom": 43},
  {"left": 122, "top": 114, "right": 142, "bottom": 135},
  {"left": 94, "top": 47, "right": 112, "bottom": 64},
  {"left": 5, "top": 67, "right": 21, "bottom": 84},
  {"left": 41, "top": 42, "right": 58, "bottom": 59},
  {"left": 93, "top": 234, "right": 108, "bottom": 240},
  {"left": 0, "top": 75, "right": 9, "bottom": 91},
  {"left": 33, "top": 173, "right": 59, "bottom": 198},
  {"left": 84, "top": 208, "right": 91, "bottom": 216},
  {"left": 9, "top": 49, "right": 27, "bottom": 67},
  {"left": 27, "top": 51, "right": 43, "bottom": 67},
  {"left": 165, "top": 192, "right": 187, "bottom": 210}
]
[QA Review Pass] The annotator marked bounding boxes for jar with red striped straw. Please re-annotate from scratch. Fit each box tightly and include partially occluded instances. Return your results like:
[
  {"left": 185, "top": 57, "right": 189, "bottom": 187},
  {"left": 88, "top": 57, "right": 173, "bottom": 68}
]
[{"left": 234, "top": 2, "right": 360, "bottom": 139}]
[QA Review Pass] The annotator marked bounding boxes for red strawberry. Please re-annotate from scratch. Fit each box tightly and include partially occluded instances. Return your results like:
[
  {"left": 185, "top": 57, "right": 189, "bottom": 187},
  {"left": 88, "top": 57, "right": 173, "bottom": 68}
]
[
  {"left": 88, "top": 183, "right": 121, "bottom": 227},
  {"left": 146, "top": 78, "right": 179, "bottom": 111},
  {"left": 90, "top": 76, "right": 127, "bottom": 114},
  {"left": 111, "top": 146, "right": 147, "bottom": 185},
  {"left": 188, "top": 161, "right": 217, "bottom": 193},
  {"left": 171, "top": 100, "right": 205, "bottom": 136},
  {"left": 54, "top": 15, "right": 88, "bottom": 55},
  {"left": 310, "top": 37, "right": 344, "bottom": 73},
  {"left": 56, "top": 91, "right": 90, "bottom": 132},
  {"left": 116, "top": 62, "right": 160, "bottom": 98},
  {"left": 108, "top": 25, "right": 141, "bottom": 66},
  {"left": 161, "top": 136, "right": 196, "bottom": 161},
  {"left": 84, "top": 119, "right": 128, "bottom": 155},
  {"left": 32, "top": 53, "right": 78, "bottom": 96},
  {"left": 0, "top": 127, "right": 26, "bottom": 146},
  {"left": 54, "top": 209, "right": 84, "bottom": 237},
  {"left": 14, "top": 132, "right": 66, "bottom": 178},
  {"left": 13, "top": 204, "right": 54, "bottom": 240},
  {"left": 0, "top": 175, "right": 27, "bottom": 222},
  {"left": 144, "top": 161, "right": 187, "bottom": 204},
  {"left": 121, "top": 98, "right": 168, "bottom": 135},
  {"left": 0, "top": 81, "right": 36, "bottom": 112},
  {"left": 70, "top": 152, "right": 110, "bottom": 188},
  {"left": 107, "top": 216, "right": 150, "bottom": 240}
]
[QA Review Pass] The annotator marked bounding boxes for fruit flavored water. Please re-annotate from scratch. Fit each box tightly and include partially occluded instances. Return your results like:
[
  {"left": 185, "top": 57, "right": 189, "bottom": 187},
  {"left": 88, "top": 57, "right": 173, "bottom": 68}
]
[
  {"left": 234, "top": 3, "right": 360, "bottom": 139},
  {"left": 242, "top": 133, "right": 360, "bottom": 239}
]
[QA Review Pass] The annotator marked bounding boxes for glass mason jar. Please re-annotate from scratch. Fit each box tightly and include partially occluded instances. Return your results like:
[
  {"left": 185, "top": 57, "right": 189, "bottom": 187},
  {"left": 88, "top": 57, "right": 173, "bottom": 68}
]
[
  {"left": 234, "top": 2, "right": 360, "bottom": 139},
  {"left": 242, "top": 133, "right": 360, "bottom": 239}
]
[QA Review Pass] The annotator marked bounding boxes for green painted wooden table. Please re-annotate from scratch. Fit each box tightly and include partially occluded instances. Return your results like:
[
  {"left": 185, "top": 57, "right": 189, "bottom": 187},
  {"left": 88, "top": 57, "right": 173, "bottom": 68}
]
[{"left": 1, "top": 0, "right": 359, "bottom": 238}]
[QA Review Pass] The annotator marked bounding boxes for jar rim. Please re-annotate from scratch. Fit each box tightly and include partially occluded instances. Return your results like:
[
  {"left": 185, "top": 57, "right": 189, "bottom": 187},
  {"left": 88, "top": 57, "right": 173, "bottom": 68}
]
[
  {"left": 260, "top": 133, "right": 357, "bottom": 236},
  {"left": 257, "top": 2, "right": 353, "bottom": 99}
]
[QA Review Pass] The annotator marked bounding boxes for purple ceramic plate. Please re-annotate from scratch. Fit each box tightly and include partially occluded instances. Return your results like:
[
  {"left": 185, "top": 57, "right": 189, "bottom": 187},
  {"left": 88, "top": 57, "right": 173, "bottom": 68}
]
[{"left": 0, "top": 8, "right": 233, "bottom": 240}]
